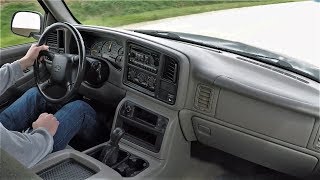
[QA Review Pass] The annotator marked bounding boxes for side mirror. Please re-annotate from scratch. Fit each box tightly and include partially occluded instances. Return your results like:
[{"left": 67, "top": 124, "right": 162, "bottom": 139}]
[{"left": 11, "top": 11, "right": 43, "bottom": 38}]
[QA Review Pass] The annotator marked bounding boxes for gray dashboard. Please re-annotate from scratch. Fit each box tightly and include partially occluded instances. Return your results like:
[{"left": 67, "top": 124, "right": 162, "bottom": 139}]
[{"left": 63, "top": 25, "right": 320, "bottom": 178}]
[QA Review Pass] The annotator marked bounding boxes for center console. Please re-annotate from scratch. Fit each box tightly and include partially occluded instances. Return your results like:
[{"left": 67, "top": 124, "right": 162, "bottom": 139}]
[
  {"left": 32, "top": 149, "right": 122, "bottom": 180},
  {"left": 32, "top": 127, "right": 153, "bottom": 180},
  {"left": 31, "top": 100, "right": 172, "bottom": 179},
  {"left": 115, "top": 101, "right": 168, "bottom": 153}
]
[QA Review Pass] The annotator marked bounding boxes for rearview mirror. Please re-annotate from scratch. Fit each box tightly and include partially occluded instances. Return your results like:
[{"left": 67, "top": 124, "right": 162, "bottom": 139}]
[{"left": 11, "top": 11, "right": 42, "bottom": 37}]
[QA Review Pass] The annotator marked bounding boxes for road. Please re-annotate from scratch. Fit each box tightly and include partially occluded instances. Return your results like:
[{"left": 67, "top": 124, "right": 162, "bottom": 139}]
[{"left": 120, "top": 1, "right": 320, "bottom": 68}]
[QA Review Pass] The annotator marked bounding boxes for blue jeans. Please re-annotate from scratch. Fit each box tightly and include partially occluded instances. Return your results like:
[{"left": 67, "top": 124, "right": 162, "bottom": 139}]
[{"left": 0, "top": 87, "right": 96, "bottom": 152}]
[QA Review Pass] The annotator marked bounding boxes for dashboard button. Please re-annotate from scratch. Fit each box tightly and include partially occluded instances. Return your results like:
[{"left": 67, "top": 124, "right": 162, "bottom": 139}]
[
  {"left": 145, "top": 55, "right": 150, "bottom": 64},
  {"left": 129, "top": 52, "right": 136, "bottom": 58}
]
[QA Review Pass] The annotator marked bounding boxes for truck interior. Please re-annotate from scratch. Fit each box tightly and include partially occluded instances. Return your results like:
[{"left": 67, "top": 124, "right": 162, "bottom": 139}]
[{"left": 0, "top": 1, "right": 319, "bottom": 180}]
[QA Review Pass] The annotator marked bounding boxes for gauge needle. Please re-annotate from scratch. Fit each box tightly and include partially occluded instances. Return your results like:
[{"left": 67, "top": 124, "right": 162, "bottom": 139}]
[
  {"left": 108, "top": 42, "right": 112, "bottom": 52},
  {"left": 91, "top": 50, "right": 97, "bottom": 54}
]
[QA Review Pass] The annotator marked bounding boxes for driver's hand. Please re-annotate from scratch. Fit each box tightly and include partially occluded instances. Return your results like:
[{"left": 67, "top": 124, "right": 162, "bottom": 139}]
[
  {"left": 32, "top": 113, "right": 59, "bottom": 136},
  {"left": 19, "top": 44, "right": 49, "bottom": 70}
]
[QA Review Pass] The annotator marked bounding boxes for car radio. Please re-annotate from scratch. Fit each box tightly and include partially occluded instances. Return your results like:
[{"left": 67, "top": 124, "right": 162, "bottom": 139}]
[
  {"left": 126, "top": 44, "right": 160, "bottom": 92},
  {"left": 124, "top": 42, "right": 179, "bottom": 105},
  {"left": 128, "top": 46, "right": 160, "bottom": 72}
]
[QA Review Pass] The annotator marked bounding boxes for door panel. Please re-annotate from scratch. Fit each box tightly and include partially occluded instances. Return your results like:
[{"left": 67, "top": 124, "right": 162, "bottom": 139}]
[
  {"left": 0, "top": 43, "right": 34, "bottom": 111},
  {"left": 0, "top": 44, "right": 31, "bottom": 65}
]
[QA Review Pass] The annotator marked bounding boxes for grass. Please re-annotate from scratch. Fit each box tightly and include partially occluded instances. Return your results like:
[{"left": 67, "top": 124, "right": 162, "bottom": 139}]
[
  {"left": 70, "top": 0, "right": 302, "bottom": 27},
  {"left": 1, "top": 0, "right": 302, "bottom": 48}
]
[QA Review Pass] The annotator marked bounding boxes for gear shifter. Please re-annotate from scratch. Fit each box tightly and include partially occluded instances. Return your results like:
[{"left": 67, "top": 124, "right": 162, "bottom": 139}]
[{"left": 99, "top": 128, "right": 125, "bottom": 166}]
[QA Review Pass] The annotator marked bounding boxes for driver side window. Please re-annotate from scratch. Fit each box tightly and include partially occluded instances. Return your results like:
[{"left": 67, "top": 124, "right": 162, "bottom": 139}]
[{"left": 0, "top": 1, "right": 44, "bottom": 48}]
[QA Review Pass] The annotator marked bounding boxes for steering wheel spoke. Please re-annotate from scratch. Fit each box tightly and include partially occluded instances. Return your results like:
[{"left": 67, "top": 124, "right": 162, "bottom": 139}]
[
  {"left": 39, "top": 78, "right": 53, "bottom": 91},
  {"left": 39, "top": 50, "right": 57, "bottom": 62},
  {"left": 66, "top": 81, "right": 73, "bottom": 92}
]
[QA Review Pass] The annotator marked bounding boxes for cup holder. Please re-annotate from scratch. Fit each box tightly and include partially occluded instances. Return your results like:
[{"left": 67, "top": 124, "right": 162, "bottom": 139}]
[
  {"left": 86, "top": 146, "right": 149, "bottom": 177},
  {"left": 114, "top": 155, "right": 148, "bottom": 177}
]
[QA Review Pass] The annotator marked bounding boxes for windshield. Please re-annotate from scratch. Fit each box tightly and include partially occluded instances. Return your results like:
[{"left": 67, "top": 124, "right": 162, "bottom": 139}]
[{"left": 65, "top": 0, "right": 319, "bottom": 81}]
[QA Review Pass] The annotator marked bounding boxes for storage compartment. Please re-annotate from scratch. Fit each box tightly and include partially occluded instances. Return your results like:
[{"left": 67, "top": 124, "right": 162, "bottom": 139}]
[
  {"left": 86, "top": 145, "right": 149, "bottom": 177},
  {"left": 37, "top": 159, "right": 96, "bottom": 180},
  {"left": 116, "top": 101, "right": 168, "bottom": 152},
  {"left": 122, "top": 121, "right": 157, "bottom": 146},
  {"left": 134, "top": 106, "right": 158, "bottom": 126},
  {"left": 87, "top": 146, "right": 130, "bottom": 168},
  {"left": 114, "top": 155, "right": 149, "bottom": 177},
  {"left": 192, "top": 117, "right": 318, "bottom": 177}
]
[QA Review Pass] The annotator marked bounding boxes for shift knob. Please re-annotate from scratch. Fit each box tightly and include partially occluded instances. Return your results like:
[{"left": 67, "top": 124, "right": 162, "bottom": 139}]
[
  {"left": 99, "top": 127, "right": 125, "bottom": 166},
  {"left": 110, "top": 128, "right": 125, "bottom": 145}
]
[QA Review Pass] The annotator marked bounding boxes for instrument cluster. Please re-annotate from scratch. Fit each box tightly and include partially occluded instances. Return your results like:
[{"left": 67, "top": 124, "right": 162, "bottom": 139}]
[{"left": 90, "top": 39, "right": 124, "bottom": 65}]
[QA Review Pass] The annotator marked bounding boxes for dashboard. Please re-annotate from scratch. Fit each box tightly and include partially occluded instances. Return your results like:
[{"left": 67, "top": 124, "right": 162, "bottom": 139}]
[
  {"left": 57, "top": 25, "right": 320, "bottom": 178},
  {"left": 68, "top": 32, "right": 179, "bottom": 105}
]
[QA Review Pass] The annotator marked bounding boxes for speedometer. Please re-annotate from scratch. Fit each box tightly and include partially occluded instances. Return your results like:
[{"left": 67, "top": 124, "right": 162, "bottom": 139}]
[{"left": 101, "top": 40, "right": 122, "bottom": 59}]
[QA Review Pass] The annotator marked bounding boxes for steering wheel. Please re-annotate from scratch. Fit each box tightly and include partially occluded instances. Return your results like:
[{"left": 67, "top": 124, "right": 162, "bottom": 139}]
[{"left": 34, "top": 22, "right": 86, "bottom": 103}]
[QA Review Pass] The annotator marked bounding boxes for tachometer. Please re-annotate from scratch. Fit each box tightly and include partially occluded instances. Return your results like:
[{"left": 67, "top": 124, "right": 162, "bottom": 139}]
[{"left": 90, "top": 41, "right": 105, "bottom": 57}]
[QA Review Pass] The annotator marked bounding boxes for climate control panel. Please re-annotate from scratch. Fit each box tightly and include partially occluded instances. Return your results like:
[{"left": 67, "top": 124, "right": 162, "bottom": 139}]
[{"left": 127, "top": 66, "right": 156, "bottom": 91}]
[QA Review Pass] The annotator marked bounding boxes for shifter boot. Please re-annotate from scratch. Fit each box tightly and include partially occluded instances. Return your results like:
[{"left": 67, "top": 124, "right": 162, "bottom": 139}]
[{"left": 99, "top": 128, "right": 125, "bottom": 166}]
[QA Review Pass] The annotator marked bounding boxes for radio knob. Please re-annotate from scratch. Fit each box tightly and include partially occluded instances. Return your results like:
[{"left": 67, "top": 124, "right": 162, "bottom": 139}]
[
  {"left": 129, "top": 52, "right": 135, "bottom": 57},
  {"left": 124, "top": 105, "right": 133, "bottom": 117},
  {"left": 128, "top": 69, "right": 136, "bottom": 79},
  {"left": 145, "top": 55, "right": 150, "bottom": 64},
  {"left": 125, "top": 105, "right": 132, "bottom": 113},
  {"left": 137, "top": 73, "right": 145, "bottom": 83},
  {"left": 147, "top": 76, "right": 155, "bottom": 87}
]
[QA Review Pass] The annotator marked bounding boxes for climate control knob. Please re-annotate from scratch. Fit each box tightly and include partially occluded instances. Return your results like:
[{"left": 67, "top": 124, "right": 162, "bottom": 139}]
[
  {"left": 128, "top": 69, "right": 136, "bottom": 79},
  {"left": 137, "top": 73, "right": 146, "bottom": 83},
  {"left": 147, "top": 76, "right": 155, "bottom": 88}
]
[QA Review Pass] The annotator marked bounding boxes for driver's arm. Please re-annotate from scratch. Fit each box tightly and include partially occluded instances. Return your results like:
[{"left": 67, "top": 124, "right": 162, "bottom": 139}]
[
  {"left": 0, "top": 123, "right": 53, "bottom": 168},
  {"left": 0, "top": 113, "right": 59, "bottom": 168},
  {"left": 0, "top": 44, "right": 48, "bottom": 95}
]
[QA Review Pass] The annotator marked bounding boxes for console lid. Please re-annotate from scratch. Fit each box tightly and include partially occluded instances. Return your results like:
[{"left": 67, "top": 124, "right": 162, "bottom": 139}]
[{"left": 31, "top": 149, "right": 122, "bottom": 180}]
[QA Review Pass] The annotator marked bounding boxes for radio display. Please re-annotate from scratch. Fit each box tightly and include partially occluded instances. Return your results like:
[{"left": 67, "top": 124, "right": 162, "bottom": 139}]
[{"left": 128, "top": 45, "right": 160, "bottom": 72}]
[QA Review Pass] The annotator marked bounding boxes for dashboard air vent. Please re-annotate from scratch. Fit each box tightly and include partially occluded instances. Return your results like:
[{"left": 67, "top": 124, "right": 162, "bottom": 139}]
[
  {"left": 162, "top": 56, "right": 178, "bottom": 83},
  {"left": 195, "top": 85, "right": 214, "bottom": 112},
  {"left": 47, "top": 31, "right": 58, "bottom": 48}
]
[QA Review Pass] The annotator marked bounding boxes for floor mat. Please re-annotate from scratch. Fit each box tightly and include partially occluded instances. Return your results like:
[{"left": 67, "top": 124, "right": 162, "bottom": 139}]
[{"left": 187, "top": 142, "right": 299, "bottom": 180}]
